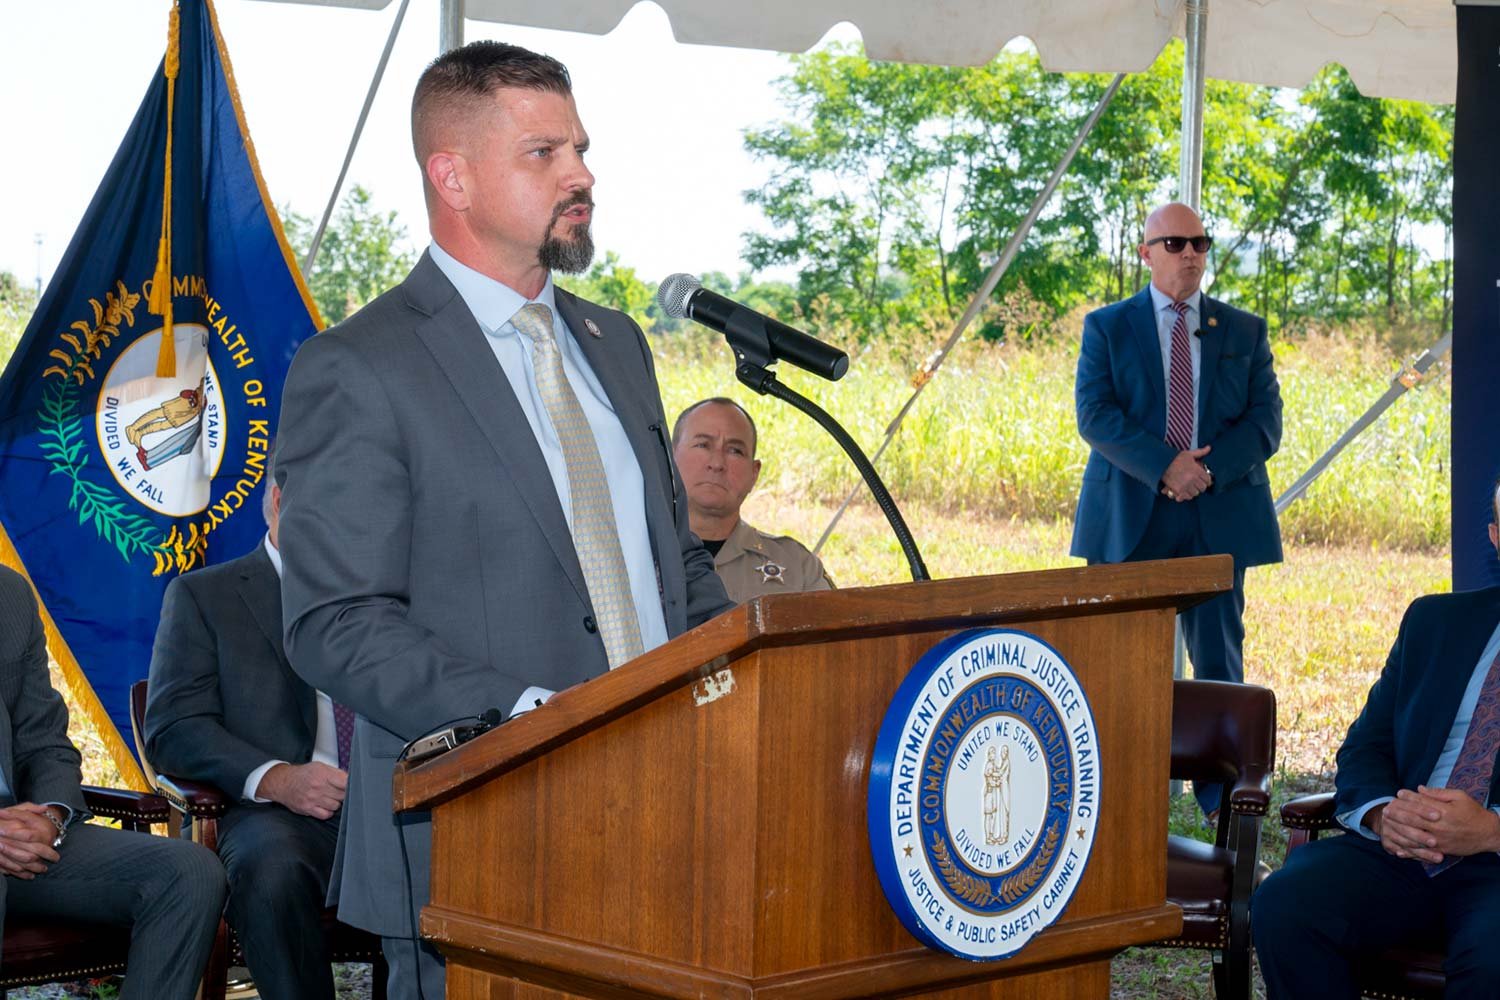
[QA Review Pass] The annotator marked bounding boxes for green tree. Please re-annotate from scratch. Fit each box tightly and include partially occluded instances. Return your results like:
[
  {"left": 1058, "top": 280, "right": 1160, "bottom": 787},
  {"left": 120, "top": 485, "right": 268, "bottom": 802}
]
[
  {"left": 557, "top": 252, "right": 659, "bottom": 331},
  {"left": 743, "top": 46, "right": 964, "bottom": 342},
  {"left": 281, "top": 185, "right": 416, "bottom": 326},
  {"left": 0, "top": 271, "right": 38, "bottom": 370}
]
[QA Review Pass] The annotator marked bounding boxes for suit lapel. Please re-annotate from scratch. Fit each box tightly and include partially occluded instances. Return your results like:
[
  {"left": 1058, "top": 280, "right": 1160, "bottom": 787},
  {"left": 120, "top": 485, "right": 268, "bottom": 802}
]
[
  {"left": 237, "top": 547, "right": 286, "bottom": 660},
  {"left": 1196, "top": 295, "right": 1224, "bottom": 422},
  {"left": 555, "top": 289, "right": 677, "bottom": 599},
  {"left": 407, "top": 262, "right": 590, "bottom": 605},
  {"left": 553, "top": 290, "right": 657, "bottom": 486},
  {"left": 237, "top": 547, "right": 317, "bottom": 739},
  {"left": 1127, "top": 290, "right": 1165, "bottom": 413},
  {"left": 1416, "top": 590, "right": 1500, "bottom": 780}
]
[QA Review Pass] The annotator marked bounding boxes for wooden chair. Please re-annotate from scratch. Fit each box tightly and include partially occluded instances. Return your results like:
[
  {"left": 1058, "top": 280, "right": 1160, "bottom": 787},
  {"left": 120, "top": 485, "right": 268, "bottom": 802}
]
[
  {"left": 0, "top": 785, "right": 170, "bottom": 992},
  {"left": 128, "top": 679, "right": 387, "bottom": 1000},
  {"left": 1152, "top": 678, "right": 1277, "bottom": 1000},
  {"left": 1279, "top": 792, "right": 1445, "bottom": 999}
]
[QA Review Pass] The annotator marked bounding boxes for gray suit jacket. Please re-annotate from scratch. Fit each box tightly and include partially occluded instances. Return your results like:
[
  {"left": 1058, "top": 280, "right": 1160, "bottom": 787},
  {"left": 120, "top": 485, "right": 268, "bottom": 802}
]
[
  {"left": 275, "top": 252, "right": 733, "bottom": 936},
  {"left": 0, "top": 567, "right": 87, "bottom": 819},
  {"left": 144, "top": 544, "right": 318, "bottom": 797},
  {"left": 0, "top": 568, "right": 84, "bottom": 959}
]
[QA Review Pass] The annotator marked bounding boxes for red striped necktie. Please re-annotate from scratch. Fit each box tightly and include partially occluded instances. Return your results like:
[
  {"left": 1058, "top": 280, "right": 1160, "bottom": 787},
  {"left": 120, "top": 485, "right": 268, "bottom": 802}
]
[{"left": 1165, "top": 301, "right": 1195, "bottom": 451}]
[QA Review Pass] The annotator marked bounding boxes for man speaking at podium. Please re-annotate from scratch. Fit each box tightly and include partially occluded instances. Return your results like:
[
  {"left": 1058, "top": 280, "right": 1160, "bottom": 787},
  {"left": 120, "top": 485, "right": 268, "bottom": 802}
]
[{"left": 274, "top": 41, "right": 732, "bottom": 998}]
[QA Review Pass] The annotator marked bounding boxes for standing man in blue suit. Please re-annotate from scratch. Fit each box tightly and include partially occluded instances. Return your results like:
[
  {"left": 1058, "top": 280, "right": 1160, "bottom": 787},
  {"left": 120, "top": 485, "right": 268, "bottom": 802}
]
[
  {"left": 1252, "top": 478, "right": 1500, "bottom": 997},
  {"left": 1071, "top": 201, "right": 1282, "bottom": 813}
]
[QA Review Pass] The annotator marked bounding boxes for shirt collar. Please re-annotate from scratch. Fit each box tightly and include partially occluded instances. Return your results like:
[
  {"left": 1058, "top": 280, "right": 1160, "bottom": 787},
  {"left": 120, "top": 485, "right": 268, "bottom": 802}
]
[
  {"left": 263, "top": 533, "right": 282, "bottom": 579},
  {"left": 428, "top": 241, "right": 558, "bottom": 334},
  {"left": 1148, "top": 283, "right": 1201, "bottom": 319},
  {"left": 719, "top": 518, "right": 766, "bottom": 562}
]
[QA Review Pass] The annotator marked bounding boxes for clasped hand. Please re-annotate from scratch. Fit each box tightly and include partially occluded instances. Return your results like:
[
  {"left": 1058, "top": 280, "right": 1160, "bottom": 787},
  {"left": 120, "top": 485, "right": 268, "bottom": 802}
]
[
  {"left": 0, "top": 803, "right": 63, "bottom": 879},
  {"left": 1370, "top": 786, "right": 1500, "bottom": 864},
  {"left": 1160, "top": 446, "right": 1212, "bottom": 502}
]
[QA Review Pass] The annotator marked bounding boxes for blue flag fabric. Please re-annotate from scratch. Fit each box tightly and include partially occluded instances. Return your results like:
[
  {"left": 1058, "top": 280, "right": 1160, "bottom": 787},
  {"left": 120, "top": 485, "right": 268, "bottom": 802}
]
[
  {"left": 0, "top": 0, "right": 320, "bottom": 783},
  {"left": 1453, "top": 4, "right": 1500, "bottom": 590}
]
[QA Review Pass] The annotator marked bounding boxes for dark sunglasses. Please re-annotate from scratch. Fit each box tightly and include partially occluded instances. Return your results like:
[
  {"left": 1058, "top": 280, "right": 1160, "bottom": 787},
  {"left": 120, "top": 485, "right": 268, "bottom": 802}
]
[{"left": 1145, "top": 234, "right": 1213, "bottom": 254}]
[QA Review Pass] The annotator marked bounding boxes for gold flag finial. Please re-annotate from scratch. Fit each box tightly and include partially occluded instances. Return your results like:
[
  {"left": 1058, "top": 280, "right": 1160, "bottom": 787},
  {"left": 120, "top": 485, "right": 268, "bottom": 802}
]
[{"left": 148, "top": 2, "right": 181, "bottom": 379}]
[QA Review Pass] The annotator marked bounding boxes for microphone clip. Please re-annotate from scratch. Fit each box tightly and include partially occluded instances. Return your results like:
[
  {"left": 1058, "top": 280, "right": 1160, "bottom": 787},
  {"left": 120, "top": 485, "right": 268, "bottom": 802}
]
[{"left": 398, "top": 709, "right": 504, "bottom": 766}]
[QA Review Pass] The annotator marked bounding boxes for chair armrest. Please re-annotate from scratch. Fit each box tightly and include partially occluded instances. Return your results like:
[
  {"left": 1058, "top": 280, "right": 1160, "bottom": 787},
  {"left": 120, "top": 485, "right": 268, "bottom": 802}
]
[
  {"left": 1227, "top": 763, "right": 1274, "bottom": 816},
  {"left": 81, "top": 785, "right": 171, "bottom": 825},
  {"left": 153, "top": 773, "right": 230, "bottom": 820},
  {"left": 1279, "top": 791, "right": 1340, "bottom": 853},
  {"left": 1279, "top": 791, "right": 1338, "bottom": 830}
]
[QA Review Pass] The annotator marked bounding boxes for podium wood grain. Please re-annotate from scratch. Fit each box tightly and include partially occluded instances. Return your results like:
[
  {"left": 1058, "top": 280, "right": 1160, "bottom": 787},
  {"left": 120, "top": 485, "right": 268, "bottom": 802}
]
[{"left": 397, "top": 557, "right": 1230, "bottom": 998}]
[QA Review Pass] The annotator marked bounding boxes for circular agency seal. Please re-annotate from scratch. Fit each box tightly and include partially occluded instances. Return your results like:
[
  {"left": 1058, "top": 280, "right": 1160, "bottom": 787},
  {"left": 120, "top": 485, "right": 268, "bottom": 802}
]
[
  {"left": 868, "top": 628, "right": 1101, "bottom": 961},
  {"left": 95, "top": 325, "right": 227, "bottom": 517}
]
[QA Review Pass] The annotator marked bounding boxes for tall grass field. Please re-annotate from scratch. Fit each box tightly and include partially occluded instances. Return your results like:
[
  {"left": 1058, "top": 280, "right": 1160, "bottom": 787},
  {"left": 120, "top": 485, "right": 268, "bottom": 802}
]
[{"left": 44, "top": 329, "right": 1454, "bottom": 1000}]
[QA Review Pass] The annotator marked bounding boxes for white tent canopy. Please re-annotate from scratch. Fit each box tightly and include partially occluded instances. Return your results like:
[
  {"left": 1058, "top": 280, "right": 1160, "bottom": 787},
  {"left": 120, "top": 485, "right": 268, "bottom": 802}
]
[{"left": 252, "top": 0, "right": 1457, "bottom": 102}]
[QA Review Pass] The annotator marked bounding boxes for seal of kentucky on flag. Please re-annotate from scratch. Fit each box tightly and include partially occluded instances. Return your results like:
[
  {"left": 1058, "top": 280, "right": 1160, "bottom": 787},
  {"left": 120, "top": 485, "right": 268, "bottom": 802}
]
[{"left": 0, "top": 0, "right": 320, "bottom": 784}]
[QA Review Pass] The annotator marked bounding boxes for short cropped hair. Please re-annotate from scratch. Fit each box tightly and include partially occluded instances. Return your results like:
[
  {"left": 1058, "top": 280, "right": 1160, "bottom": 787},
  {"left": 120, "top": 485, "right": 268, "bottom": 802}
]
[
  {"left": 672, "top": 398, "right": 758, "bottom": 458},
  {"left": 262, "top": 440, "right": 277, "bottom": 525},
  {"left": 412, "top": 41, "right": 572, "bottom": 163}
]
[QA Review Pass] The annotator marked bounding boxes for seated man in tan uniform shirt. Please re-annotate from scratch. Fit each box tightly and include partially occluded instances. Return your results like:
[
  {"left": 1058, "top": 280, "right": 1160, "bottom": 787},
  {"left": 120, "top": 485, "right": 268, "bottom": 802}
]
[{"left": 672, "top": 398, "right": 834, "bottom": 602}]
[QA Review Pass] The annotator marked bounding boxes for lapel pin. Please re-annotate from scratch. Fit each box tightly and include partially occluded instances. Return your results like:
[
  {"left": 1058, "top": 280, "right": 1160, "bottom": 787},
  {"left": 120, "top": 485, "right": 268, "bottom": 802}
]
[
  {"left": 1207, "top": 316, "right": 1218, "bottom": 328},
  {"left": 584, "top": 318, "right": 602, "bottom": 338}
]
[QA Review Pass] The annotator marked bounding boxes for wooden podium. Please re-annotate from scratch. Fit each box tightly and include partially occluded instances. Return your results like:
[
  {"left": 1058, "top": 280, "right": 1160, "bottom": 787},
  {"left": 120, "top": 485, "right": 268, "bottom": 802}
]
[{"left": 394, "top": 556, "right": 1229, "bottom": 999}]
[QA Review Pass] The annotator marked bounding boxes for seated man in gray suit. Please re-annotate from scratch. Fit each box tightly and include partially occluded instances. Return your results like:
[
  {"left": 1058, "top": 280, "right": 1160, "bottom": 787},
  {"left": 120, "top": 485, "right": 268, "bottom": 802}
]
[
  {"left": 0, "top": 565, "right": 225, "bottom": 1000},
  {"left": 145, "top": 455, "right": 347, "bottom": 1000}
]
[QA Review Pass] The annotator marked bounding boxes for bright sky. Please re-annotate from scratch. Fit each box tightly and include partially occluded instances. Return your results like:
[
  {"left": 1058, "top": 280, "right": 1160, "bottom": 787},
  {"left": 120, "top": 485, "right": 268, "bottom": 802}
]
[{"left": 1, "top": 0, "right": 854, "bottom": 291}]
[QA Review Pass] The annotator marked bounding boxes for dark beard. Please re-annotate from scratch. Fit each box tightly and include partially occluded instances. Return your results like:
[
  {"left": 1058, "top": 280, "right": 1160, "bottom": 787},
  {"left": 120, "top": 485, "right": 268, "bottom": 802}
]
[{"left": 539, "top": 195, "right": 595, "bottom": 274}]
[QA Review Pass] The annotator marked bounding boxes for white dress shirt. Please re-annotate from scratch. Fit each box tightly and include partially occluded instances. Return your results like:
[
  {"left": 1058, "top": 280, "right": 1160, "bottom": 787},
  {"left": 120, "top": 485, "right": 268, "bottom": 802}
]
[
  {"left": 1339, "top": 617, "right": 1500, "bottom": 840},
  {"left": 428, "top": 243, "right": 671, "bottom": 716},
  {"left": 1149, "top": 284, "right": 1202, "bottom": 449}
]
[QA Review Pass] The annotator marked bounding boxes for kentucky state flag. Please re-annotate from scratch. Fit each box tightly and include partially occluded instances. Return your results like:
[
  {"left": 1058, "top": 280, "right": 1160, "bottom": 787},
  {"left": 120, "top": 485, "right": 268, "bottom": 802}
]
[{"left": 0, "top": 0, "right": 321, "bottom": 786}]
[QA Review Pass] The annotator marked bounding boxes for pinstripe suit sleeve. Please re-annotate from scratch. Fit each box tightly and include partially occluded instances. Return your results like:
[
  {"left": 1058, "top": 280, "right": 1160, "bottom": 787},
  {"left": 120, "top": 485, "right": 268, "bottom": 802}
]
[{"left": 0, "top": 567, "right": 86, "bottom": 815}]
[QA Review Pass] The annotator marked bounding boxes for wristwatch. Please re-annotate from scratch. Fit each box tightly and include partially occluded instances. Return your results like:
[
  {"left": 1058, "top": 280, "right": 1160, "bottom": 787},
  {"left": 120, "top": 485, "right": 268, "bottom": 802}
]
[{"left": 42, "top": 808, "right": 67, "bottom": 849}]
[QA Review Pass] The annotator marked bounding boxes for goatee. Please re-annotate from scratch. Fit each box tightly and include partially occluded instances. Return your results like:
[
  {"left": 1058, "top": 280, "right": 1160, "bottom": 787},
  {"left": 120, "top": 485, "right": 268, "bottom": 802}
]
[
  {"left": 540, "top": 227, "right": 594, "bottom": 274},
  {"left": 540, "top": 194, "right": 595, "bottom": 274}
]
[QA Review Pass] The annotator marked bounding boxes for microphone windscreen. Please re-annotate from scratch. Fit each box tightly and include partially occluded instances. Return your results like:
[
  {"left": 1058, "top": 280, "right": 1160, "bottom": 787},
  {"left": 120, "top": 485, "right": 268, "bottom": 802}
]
[{"left": 657, "top": 273, "right": 701, "bottom": 319}]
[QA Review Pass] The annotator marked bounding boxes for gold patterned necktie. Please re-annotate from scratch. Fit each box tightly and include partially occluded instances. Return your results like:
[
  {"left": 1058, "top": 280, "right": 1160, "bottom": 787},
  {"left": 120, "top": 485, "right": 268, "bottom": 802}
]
[{"left": 511, "top": 303, "right": 644, "bottom": 669}]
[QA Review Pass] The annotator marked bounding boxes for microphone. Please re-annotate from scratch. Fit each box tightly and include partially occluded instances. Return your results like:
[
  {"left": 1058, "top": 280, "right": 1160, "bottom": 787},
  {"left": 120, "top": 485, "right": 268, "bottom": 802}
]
[
  {"left": 399, "top": 708, "right": 505, "bottom": 765},
  {"left": 657, "top": 273, "right": 849, "bottom": 381},
  {"left": 1193, "top": 328, "right": 1205, "bottom": 338}
]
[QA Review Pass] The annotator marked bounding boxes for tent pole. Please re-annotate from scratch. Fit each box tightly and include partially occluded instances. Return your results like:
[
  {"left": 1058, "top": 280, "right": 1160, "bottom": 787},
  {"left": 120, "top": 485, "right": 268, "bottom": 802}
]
[
  {"left": 811, "top": 73, "right": 1128, "bottom": 557},
  {"left": 441, "top": 0, "right": 465, "bottom": 52},
  {"left": 1175, "top": 0, "right": 1208, "bottom": 763},
  {"left": 302, "top": 0, "right": 412, "bottom": 279},
  {"left": 1179, "top": 0, "right": 1208, "bottom": 209}
]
